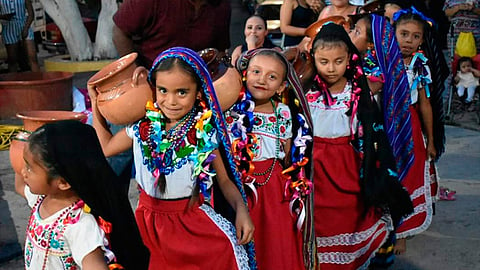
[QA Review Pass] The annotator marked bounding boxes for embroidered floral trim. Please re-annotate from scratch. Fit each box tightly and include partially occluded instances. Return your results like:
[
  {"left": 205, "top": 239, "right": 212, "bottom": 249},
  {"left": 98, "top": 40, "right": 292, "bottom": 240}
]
[
  {"left": 251, "top": 106, "right": 291, "bottom": 138},
  {"left": 25, "top": 197, "right": 84, "bottom": 269},
  {"left": 199, "top": 204, "right": 250, "bottom": 270},
  {"left": 362, "top": 48, "right": 384, "bottom": 83}
]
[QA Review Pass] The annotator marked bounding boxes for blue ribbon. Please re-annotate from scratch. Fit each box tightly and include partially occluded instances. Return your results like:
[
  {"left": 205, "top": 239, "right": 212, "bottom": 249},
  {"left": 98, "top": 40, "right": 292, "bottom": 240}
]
[{"left": 392, "top": 6, "right": 434, "bottom": 27}]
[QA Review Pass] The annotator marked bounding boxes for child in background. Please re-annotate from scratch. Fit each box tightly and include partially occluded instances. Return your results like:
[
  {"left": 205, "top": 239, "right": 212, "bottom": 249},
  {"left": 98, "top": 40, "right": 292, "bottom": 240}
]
[
  {"left": 393, "top": 8, "right": 437, "bottom": 255},
  {"left": 16, "top": 120, "right": 149, "bottom": 270},
  {"left": 89, "top": 47, "right": 255, "bottom": 270},
  {"left": 349, "top": 13, "right": 415, "bottom": 267},
  {"left": 227, "top": 48, "right": 314, "bottom": 269},
  {"left": 231, "top": 15, "right": 282, "bottom": 65},
  {"left": 307, "top": 22, "right": 412, "bottom": 269},
  {"left": 455, "top": 56, "right": 480, "bottom": 105}
]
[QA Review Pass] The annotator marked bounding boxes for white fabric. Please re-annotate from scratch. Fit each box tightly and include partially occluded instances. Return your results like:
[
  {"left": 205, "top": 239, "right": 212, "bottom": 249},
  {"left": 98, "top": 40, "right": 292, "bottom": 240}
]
[
  {"left": 306, "top": 82, "right": 358, "bottom": 138},
  {"left": 407, "top": 64, "right": 432, "bottom": 105},
  {"left": 24, "top": 187, "right": 106, "bottom": 270},
  {"left": 457, "top": 72, "right": 479, "bottom": 88},
  {"left": 225, "top": 102, "right": 292, "bottom": 161},
  {"left": 126, "top": 124, "right": 213, "bottom": 199}
]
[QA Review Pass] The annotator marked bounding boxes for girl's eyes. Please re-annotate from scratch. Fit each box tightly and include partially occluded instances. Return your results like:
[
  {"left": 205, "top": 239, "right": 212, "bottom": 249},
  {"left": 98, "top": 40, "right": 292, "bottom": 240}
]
[
  {"left": 157, "top": 88, "right": 167, "bottom": 94},
  {"left": 246, "top": 26, "right": 263, "bottom": 31},
  {"left": 177, "top": 90, "right": 187, "bottom": 96}
]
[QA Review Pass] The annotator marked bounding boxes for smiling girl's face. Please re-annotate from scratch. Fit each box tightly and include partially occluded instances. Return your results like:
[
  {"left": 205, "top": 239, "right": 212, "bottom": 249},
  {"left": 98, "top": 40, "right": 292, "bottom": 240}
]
[{"left": 246, "top": 54, "right": 286, "bottom": 107}]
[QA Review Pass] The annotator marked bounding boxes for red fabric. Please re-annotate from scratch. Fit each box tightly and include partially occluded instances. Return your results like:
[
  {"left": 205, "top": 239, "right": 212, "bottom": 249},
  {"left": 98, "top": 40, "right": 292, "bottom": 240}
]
[
  {"left": 246, "top": 159, "right": 305, "bottom": 270},
  {"left": 135, "top": 191, "right": 240, "bottom": 270},
  {"left": 396, "top": 107, "right": 432, "bottom": 237},
  {"left": 313, "top": 136, "right": 388, "bottom": 270},
  {"left": 113, "top": 0, "right": 231, "bottom": 67}
]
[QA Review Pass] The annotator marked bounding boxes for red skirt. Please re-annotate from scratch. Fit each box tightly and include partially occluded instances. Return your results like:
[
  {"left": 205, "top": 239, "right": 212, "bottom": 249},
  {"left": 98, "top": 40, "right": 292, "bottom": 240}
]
[
  {"left": 396, "top": 106, "right": 433, "bottom": 238},
  {"left": 313, "top": 136, "right": 389, "bottom": 270},
  {"left": 245, "top": 159, "right": 305, "bottom": 270},
  {"left": 135, "top": 191, "right": 250, "bottom": 270}
]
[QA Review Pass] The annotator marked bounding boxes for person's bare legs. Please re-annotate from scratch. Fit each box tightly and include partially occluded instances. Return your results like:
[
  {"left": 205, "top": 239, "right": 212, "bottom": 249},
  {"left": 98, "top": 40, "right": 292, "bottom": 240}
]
[
  {"left": 5, "top": 43, "right": 20, "bottom": 72},
  {"left": 394, "top": 238, "right": 406, "bottom": 255},
  {"left": 23, "top": 39, "right": 40, "bottom": 72}
]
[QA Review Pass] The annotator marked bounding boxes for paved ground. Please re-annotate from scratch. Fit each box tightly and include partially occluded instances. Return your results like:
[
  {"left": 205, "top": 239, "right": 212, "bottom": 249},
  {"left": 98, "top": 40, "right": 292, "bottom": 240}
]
[{"left": 1, "top": 0, "right": 480, "bottom": 269}]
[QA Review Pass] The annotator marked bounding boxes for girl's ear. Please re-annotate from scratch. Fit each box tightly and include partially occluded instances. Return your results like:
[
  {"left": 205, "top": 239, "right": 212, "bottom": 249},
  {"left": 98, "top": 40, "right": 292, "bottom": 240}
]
[
  {"left": 276, "top": 81, "right": 287, "bottom": 95},
  {"left": 56, "top": 177, "right": 72, "bottom": 191},
  {"left": 196, "top": 91, "right": 202, "bottom": 100}
]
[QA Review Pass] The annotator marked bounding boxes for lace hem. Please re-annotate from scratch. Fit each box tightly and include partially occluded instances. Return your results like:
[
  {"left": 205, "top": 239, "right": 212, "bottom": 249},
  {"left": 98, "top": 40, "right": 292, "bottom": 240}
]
[
  {"left": 396, "top": 161, "right": 433, "bottom": 238},
  {"left": 199, "top": 204, "right": 250, "bottom": 270}
]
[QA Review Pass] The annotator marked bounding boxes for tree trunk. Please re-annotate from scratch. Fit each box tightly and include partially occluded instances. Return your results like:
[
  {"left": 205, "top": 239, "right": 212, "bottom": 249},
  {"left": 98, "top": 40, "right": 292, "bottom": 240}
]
[
  {"left": 93, "top": 0, "right": 118, "bottom": 60},
  {"left": 39, "top": 0, "right": 93, "bottom": 61}
]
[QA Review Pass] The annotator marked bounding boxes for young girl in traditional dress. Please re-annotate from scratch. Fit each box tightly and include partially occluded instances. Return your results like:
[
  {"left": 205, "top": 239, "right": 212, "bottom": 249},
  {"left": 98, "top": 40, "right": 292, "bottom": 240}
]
[
  {"left": 88, "top": 47, "right": 255, "bottom": 270},
  {"left": 392, "top": 8, "right": 437, "bottom": 255},
  {"left": 349, "top": 13, "right": 415, "bottom": 267},
  {"left": 226, "top": 48, "right": 315, "bottom": 270},
  {"left": 307, "top": 22, "right": 412, "bottom": 269},
  {"left": 16, "top": 120, "right": 149, "bottom": 270}
]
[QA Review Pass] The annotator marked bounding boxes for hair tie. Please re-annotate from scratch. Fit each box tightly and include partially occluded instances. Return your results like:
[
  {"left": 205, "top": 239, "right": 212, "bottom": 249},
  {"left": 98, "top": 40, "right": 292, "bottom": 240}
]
[{"left": 392, "top": 6, "right": 434, "bottom": 26}]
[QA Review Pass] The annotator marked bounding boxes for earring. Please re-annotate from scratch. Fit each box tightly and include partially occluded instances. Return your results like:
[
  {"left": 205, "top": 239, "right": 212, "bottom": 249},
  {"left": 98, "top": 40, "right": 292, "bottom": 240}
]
[
  {"left": 367, "top": 43, "right": 374, "bottom": 51},
  {"left": 242, "top": 70, "right": 247, "bottom": 82}
]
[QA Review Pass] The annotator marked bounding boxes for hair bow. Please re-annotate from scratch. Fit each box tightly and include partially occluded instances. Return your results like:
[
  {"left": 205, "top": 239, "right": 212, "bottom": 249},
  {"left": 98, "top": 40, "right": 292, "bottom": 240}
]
[{"left": 392, "top": 6, "right": 434, "bottom": 27}]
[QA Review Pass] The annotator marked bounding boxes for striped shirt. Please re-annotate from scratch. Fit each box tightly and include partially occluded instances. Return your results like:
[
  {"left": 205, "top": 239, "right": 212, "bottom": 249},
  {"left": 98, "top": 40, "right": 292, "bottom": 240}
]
[{"left": 0, "top": 0, "right": 34, "bottom": 44}]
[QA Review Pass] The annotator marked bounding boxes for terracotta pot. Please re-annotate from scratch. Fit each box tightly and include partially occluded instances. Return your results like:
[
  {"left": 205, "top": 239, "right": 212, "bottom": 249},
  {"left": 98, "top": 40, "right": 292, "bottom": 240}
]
[
  {"left": 198, "top": 48, "right": 241, "bottom": 111},
  {"left": 8, "top": 110, "right": 87, "bottom": 175},
  {"left": 87, "top": 52, "right": 153, "bottom": 125},
  {"left": 283, "top": 47, "right": 315, "bottom": 91},
  {"left": 0, "top": 71, "right": 73, "bottom": 119},
  {"left": 305, "top": 15, "right": 351, "bottom": 42}
]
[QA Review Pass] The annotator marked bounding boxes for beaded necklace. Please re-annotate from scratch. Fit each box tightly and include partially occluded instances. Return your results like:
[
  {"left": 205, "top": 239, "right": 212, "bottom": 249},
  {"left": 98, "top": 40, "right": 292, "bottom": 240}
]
[
  {"left": 141, "top": 105, "right": 198, "bottom": 176},
  {"left": 252, "top": 99, "right": 281, "bottom": 186},
  {"left": 137, "top": 101, "right": 217, "bottom": 197},
  {"left": 28, "top": 196, "right": 80, "bottom": 270}
]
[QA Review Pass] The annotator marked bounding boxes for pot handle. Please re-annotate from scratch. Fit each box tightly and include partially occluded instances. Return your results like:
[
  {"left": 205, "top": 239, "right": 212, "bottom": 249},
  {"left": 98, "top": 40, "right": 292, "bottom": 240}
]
[{"left": 131, "top": 66, "right": 148, "bottom": 87}]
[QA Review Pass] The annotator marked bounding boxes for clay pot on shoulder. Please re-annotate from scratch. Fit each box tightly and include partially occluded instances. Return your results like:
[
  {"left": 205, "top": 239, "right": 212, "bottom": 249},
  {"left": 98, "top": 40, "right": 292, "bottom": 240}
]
[
  {"left": 9, "top": 111, "right": 87, "bottom": 175},
  {"left": 282, "top": 47, "right": 315, "bottom": 91},
  {"left": 305, "top": 15, "right": 351, "bottom": 44},
  {"left": 198, "top": 48, "right": 242, "bottom": 111},
  {"left": 87, "top": 52, "right": 153, "bottom": 125}
]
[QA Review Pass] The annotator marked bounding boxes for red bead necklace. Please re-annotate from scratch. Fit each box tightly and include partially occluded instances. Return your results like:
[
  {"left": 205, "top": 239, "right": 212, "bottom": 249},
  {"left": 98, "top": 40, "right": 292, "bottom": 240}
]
[{"left": 28, "top": 196, "right": 80, "bottom": 270}]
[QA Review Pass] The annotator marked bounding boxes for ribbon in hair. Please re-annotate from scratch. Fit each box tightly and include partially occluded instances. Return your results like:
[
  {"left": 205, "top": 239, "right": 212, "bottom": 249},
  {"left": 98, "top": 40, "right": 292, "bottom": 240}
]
[{"left": 392, "top": 6, "right": 434, "bottom": 26}]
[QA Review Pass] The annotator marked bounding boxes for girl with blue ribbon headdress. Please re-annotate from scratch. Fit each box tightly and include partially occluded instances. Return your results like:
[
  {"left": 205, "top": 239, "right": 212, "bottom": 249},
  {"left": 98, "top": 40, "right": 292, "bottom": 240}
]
[
  {"left": 306, "top": 22, "right": 412, "bottom": 270},
  {"left": 349, "top": 12, "right": 417, "bottom": 267},
  {"left": 392, "top": 7, "right": 438, "bottom": 255},
  {"left": 88, "top": 47, "right": 256, "bottom": 270}
]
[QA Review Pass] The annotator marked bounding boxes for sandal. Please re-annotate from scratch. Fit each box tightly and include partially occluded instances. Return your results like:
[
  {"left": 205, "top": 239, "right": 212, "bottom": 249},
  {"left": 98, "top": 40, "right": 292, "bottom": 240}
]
[{"left": 439, "top": 186, "right": 456, "bottom": 201}]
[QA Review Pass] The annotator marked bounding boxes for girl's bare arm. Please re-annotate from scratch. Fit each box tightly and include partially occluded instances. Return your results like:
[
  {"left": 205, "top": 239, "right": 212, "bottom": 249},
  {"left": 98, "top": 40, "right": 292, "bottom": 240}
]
[
  {"left": 212, "top": 150, "right": 254, "bottom": 244},
  {"left": 418, "top": 87, "right": 436, "bottom": 160},
  {"left": 82, "top": 247, "right": 109, "bottom": 270},
  {"left": 87, "top": 85, "right": 133, "bottom": 157}
]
